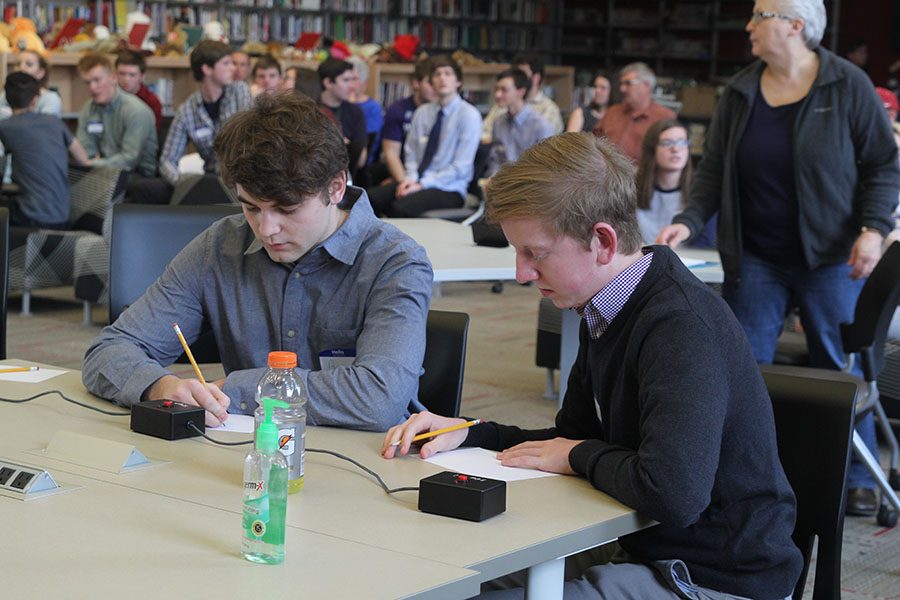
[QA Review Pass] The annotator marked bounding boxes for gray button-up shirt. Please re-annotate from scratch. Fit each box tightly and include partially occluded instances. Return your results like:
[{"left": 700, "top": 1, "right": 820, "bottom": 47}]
[
  {"left": 486, "top": 105, "right": 554, "bottom": 176},
  {"left": 82, "top": 189, "right": 433, "bottom": 431}
]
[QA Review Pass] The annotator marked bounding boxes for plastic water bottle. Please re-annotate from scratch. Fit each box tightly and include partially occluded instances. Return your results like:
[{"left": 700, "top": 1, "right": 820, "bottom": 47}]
[
  {"left": 254, "top": 351, "right": 306, "bottom": 493},
  {"left": 242, "top": 398, "right": 288, "bottom": 564}
]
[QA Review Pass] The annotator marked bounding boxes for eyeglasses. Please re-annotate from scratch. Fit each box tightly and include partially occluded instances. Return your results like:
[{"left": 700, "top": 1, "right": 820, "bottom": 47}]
[
  {"left": 750, "top": 10, "right": 795, "bottom": 23},
  {"left": 658, "top": 139, "right": 690, "bottom": 149}
]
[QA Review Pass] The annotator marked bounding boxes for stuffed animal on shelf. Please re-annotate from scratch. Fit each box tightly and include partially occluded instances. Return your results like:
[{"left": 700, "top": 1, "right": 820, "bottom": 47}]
[{"left": 10, "top": 18, "right": 45, "bottom": 54}]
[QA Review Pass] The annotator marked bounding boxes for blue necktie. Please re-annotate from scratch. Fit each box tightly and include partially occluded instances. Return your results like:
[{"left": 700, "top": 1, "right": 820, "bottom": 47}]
[{"left": 417, "top": 109, "right": 444, "bottom": 178}]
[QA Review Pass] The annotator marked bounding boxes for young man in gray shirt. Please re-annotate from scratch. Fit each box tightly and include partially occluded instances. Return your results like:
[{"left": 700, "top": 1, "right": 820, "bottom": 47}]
[
  {"left": 0, "top": 72, "right": 89, "bottom": 228},
  {"left": 82, "top": 93, "right": 433, "bottom": 432}
]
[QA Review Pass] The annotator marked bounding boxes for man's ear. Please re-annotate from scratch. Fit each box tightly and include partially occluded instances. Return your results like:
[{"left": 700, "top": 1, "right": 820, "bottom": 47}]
[
  {"left": 328, "top": 171, "right": 348, "bottom": 204},
  {"left": 591, "top": 222, "right": 619, "bottom": 266}
]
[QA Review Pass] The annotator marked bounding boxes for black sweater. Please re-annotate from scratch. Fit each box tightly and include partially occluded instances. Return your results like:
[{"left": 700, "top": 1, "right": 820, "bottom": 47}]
[{"left": 466, "top": 247, "right": 803, "bottom": 598}]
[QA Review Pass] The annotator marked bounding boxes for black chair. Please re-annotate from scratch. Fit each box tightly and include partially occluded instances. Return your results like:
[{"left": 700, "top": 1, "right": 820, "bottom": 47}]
[
  {"left": 0, "top": 207, "right": 8, "bottom": 360},
  {"left": 760, "top": 366, "right": 859, "bottom": 600},
  {"left": 418, "top": 310, "right": 470, "bottom": 418},
  {"left": 109, "top": 203, "right": 242, "bottom": 364}
]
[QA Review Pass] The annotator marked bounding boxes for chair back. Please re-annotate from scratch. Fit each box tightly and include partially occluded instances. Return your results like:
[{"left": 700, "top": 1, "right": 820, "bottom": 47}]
[
  {"left": 0, "top": 207, "right": 8, "bottom": 360},
  {"left": 68, "top": 165, "right": 128, "bottom": 234},
  {"left": 841, "top": 241, "right": 900, "bottom": 380},
  {"left": 109, "top": 204, "right": 241, "bottom": 363},
  {"left": 418, "top": 310, "right": 469, "bottom": 418},
  {"left": 760, "top": 365, "right": 859, "bottom": 600}
]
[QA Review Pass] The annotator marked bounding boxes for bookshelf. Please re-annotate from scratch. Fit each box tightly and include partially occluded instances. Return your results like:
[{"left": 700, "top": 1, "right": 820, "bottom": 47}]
[{"left": 561, "top": 0, "right": 841, "bottom": 83}]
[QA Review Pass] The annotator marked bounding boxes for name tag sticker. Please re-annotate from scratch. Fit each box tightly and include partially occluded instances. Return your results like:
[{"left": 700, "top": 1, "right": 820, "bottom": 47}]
[
  {"left": 86, "top": 121, "right": 104, "bottom": 135},
  {"left": 319, "top": 349, "right": 356, "bottom": 370},
  {"left": 194, "top": 126, "right": 213, "bottom": 139}
]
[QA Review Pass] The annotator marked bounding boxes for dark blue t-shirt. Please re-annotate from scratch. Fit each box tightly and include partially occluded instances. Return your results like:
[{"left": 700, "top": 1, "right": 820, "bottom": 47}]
[
  {"left": 382, "top": 96, "right": 417, "bottom": 162},
  {"left": 736, "top": 89, "right": 805, "bottom": 265},
  {"left": 0, "top": 111, "right": 72, "bottom": 226}
]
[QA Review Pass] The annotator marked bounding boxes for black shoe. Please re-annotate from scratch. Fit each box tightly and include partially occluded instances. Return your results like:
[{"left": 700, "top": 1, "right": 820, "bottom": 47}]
[{"left": 846, "top": 487, "right": 878, "bottom": 516}]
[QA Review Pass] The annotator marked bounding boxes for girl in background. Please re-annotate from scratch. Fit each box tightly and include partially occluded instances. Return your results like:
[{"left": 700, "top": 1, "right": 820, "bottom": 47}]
[{"left": 635, "top": 119, "right": 715, "bottom": 247}]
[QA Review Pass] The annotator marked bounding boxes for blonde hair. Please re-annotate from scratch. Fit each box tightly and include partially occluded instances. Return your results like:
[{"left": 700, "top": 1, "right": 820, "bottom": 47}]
[{"left": 486, "top": 132, "right": 642, "bottom": 254}]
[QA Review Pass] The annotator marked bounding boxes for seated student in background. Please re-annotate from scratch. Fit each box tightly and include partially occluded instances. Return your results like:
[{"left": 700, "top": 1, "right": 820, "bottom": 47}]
[
  {"left": 593, "top": 62, "right": 676, "bottom": 162},
  {"left": 75, "top": 53, "right": 157, "bottom": 177},
  {"left": 482, "top": 53, "right": 563, "bottom": 143},
  {"left": 566, "top": 71, "right": 610, "bottom": 133},
  {"left": 367, "top": 55, "right": 481, "bottom": 218},
  {"left": 282, "top": 66, "right": 299, "bottom": 92},
  {"left": 82, "top": 93, "right": 433, "bottom": 432},
  {"left": 384, "top": 133, "right": 802, "bottom": 600},
  {"left": 317, "top": 58, "right": 368, "bottom": 179},
  {"left": 115, "top": 49, "right": 163, "bottom": 130},
  {"left": 347, "top": 55, "right": 384, "bottom": 168},
  {"left": 250, "top": 54, "right": 283, "bottom": 97},
  {"left": 0, "top": 49, "right": 62, "bottom": 118},
  {"left": 152, "top": 40, "right": 252, "bottom": 203},
  {"left": 232, "top": 50, "right": 251, "bottom": 83},
  {"left": 0, "top": 72, "right": 89, "bottom": 228},
  {"left": 636, "top": 119, "right": 715, "bottom": 248},
  {"left": 367, "top": 57, "right": 435, "bottom": 187},
  {"left": 485, "top": 68, "right": 554, "bottom": 177}
]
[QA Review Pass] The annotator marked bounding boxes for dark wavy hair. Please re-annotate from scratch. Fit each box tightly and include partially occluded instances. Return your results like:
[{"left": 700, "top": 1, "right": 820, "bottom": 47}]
[{"left": 215, "top": 92, "right": 348, "bottom": 206}]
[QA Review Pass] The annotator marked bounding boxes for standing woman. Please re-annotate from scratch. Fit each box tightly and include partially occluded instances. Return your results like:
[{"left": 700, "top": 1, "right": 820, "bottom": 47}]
[
  {"left": 658, "top": 0, "right": 900, "bottom": 516},
  {"left": 0, "top": 50, "right": 62, "bottom": 117},
  {"left": 566, "top": 72, "right": 610, "bottom": 133}
]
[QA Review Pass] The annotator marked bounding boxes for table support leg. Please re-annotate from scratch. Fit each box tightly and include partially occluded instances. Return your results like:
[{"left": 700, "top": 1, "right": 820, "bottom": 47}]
[{"left": 525, "top": 556, "right": 564, "bottom": 600}]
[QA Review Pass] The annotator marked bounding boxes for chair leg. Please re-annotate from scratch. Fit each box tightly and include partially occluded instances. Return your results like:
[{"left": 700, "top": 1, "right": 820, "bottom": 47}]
[
  {"left": 853, "top": 431, "right": 900, "bottom": 511},
  {"left": 20, "top": 290, "right": 31, "bottom": 316},
  {"left": 543, "top": 369, "right": 556, "bottom": 400},
  {"left": 82, "top": 302, "right": 93, "bottom": 327},
  {"left": 873, "top": 400, "right": 900, "bottom": 473}
]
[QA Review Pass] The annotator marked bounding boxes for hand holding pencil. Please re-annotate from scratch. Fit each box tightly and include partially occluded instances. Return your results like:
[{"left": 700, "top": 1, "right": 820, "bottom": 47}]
[{"left": 382, "top": 412, "right": 481, "bottom": 460}]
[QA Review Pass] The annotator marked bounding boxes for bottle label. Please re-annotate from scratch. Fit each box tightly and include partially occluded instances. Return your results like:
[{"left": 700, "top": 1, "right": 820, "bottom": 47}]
[
  {"left": 242, "top": 493, "right": 270, "bottom": 539},
  {"left": 277, "top": 427, "right": 296, "bottom": 455}
]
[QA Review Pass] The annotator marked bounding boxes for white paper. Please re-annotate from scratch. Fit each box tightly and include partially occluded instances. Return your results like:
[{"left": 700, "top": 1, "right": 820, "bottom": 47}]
[
  {"left": 424, "top": 447, "right": 559, "bottom": 481},
  {"left": 680, "top": 257, "right": 708, "bottom": 268},
  {"left": 0, "top": 366, "right": 67, "bottom": 383},
  {"left": 208, "top": 413, "right": 255, "bottom": 434}
]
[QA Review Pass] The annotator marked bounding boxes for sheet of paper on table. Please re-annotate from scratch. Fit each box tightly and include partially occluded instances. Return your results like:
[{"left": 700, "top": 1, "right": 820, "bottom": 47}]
[{"left": 424, "top": 447, "right": 560, "bottom": 482}]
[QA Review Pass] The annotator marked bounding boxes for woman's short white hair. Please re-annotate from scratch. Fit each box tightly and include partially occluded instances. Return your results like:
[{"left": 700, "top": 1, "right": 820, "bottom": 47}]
[
  {"left": 779, "top": 0, "right": 827, "bottom": 49},
  {"left": 346, "top": 55, "right": 369, "bottom": 84}
]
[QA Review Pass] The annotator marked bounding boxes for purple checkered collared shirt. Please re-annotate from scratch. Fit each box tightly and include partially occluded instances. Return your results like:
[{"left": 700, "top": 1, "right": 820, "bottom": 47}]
[{"left": 576, "top": 251, "right": 654, "bottom": 339}]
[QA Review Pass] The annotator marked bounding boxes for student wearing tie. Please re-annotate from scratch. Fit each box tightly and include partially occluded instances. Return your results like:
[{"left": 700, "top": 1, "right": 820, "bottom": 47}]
[{"left": 367, "top": 55, "right": 482, "bottom": 218}]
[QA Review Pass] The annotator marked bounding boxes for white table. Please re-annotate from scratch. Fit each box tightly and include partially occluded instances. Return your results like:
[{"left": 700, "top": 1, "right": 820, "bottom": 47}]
[
  {"left": 386, "top": 218, "right": 516, "bottom": 282},
  {"left": 0, "top": 363, "right": 653, "bottom": 599}
]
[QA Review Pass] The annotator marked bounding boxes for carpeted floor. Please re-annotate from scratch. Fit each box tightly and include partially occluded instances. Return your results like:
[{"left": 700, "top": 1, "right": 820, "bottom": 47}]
[{"left": 5, "top": 283, "right": 899, "bottom": 599}]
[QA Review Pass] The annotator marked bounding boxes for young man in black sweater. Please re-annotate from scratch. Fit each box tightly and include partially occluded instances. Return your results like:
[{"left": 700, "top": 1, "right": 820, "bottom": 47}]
[{"left": 383, "top": 133, "right": 803, "bottom": 599}]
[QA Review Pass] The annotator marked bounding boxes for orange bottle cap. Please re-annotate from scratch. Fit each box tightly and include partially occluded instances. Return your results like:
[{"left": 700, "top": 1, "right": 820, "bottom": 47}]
[{"left": 268, "top": 351, "right": 298, "bottom": 369}]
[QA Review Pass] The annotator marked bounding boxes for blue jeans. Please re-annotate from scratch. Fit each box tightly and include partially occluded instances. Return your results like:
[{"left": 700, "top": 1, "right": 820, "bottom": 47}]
[{"left": 722, "top": 252, "right": 877, "bottom": 489}]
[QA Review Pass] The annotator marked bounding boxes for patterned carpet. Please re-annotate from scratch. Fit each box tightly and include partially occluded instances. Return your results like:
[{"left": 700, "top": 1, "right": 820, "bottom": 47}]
[{"left": 5, "top": 284, "right": 899, "bottom": 598}]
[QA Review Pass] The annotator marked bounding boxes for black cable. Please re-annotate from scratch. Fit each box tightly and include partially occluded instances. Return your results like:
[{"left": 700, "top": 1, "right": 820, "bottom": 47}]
[
  {"left": 185, "top": 424, "right": 418, "bottom": 494},
  {"left": 307, "top": 448, "right": 419, "bottom": 495},
  {"left": 0, "top": 390, "right": 131, "bottom": 416},
  {"left": 186, "top": 421, "right": 253, "bottom": 446}
]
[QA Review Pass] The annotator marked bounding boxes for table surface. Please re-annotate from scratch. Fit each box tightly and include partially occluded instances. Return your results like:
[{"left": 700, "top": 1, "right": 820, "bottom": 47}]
[
  {"left": 0, "top": 363, "right": 652, "bottom": 594},
  {"left": 386, "top": 218, "right": 517, "bottom": 283}
]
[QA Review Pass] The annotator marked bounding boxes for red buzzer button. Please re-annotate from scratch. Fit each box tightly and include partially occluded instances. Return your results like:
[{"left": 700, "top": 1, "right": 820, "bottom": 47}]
[
  {"left": 162, "top": 401, "right": 174, "bottom": 408},
  {"left": 456, "top": 475, "right": 468, "bottom": 482}
]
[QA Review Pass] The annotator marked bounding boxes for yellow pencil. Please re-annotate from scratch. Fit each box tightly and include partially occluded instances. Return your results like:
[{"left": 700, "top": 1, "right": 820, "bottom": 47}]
[
  {"left": 172, "top": 323, "right": 207, "bottom": 386},
  {"left": 0, "top": 366, "right": 39, "bottom": 374},
  {"left": 390, "top": 419, "right": 482, "bottom": 447}
]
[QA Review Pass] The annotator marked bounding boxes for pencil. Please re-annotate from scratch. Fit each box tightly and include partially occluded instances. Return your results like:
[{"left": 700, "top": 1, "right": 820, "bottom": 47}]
[
  {"left": 390, "top": 419, "right": 482, "bottom": 447},
  {"left": 0, "top": 366, "right": 39, "bottom": 374},
  {"left": 172, "top": 323, "right": 207, "bottom": 386}
]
